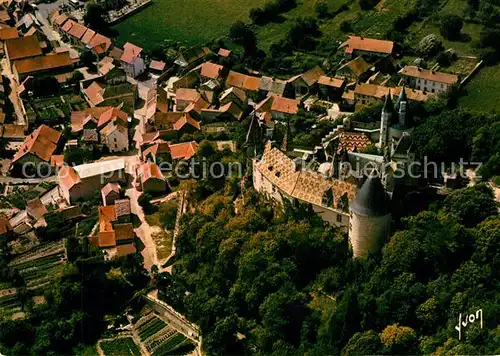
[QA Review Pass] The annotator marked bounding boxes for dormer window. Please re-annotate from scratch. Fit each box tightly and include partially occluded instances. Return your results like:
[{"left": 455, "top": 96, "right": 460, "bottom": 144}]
[
  {"left": 275, "top": 171, "right": 281, "bottom": 177},
  {"left": 268, "top": 165, "right": 273, "bottom": 171}
]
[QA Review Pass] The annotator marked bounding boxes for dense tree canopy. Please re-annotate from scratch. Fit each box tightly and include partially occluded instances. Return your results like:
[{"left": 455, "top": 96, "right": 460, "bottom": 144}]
[{"left": 157, "top": 182, "right": 500, "bottom": 354}]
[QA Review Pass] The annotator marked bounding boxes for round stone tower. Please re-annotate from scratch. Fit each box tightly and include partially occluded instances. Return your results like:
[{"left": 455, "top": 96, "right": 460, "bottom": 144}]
[{"left": 349, "top": 172, "right": 391, "bottom": 258}]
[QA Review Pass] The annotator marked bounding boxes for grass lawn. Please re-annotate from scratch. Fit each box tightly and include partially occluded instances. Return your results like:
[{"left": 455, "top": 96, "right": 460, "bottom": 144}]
[
  {"left": 112, "top": 0, "right": 268, "bottom": 50},
  {"left": 459, "top": 64, "right": 500, "bottom": 113}
]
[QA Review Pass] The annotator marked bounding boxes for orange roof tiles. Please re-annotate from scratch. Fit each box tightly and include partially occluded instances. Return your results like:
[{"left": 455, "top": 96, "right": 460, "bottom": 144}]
[
  {"left": 140, "top": 162, "right": 164, "bottom": 183},
  {"left": 340, "top": 36, "right": 395, "bottom": 55},
  {"left": 337, "top": 56, "right": 371, "bottom": 77},
  {"left": 71, "top": 107, "right": 110, "bottom": 132},
  {"left": 5, "top": 35, "right": 41, "bottom": 60},
  {"left": 98, "top": 231, "right": 116, "bottom": 247},
  {"left": 173, "top": 113, "right": 201, "bottom": 131},
  {"left": 176, "top": 88, "right": 200, "bottom": 103},
  {"left": 101, "top": 182, "right": 121, "bottom": 197},
  {"left": 68, "top": 22, "right": 87, "bottom": 39},
  {"left": 0, "top": 216, "right": 12, "bottom": 235},
  {"left": 218, "top": 48, "right": 231, "bottom": 57},
  {"left": 61, "top": 19, "right": 74, "bottom": 33},
  {"left": 81, "top": 28, "right": 96, "bottom": 45},
  {"left": 318, "top": 76, "right": 345, "bottom": 88},
  {"left": 97, "top": 107, "right": 128, "bottom": 128},
  {"left": 14, "top": 53, "right": 73, "bottom": 75},
  {"left": 99, "top": 205, "right": 116, "bottom": 232},
  {"left": 398, "top": 66, "right": 459, "bottom": 85},
  {"left": 150, "top": 60, "right": 166, "bottom": 71},
  {"left": 225, "top": 71, "right": 260, "bottom": 91},
  {"left": 50, "top": 155, "right": 65, "bottom": 167},
  {"left": 169, "top": 141, "right": 199, "bottom": 160},
  {"left": 88, "top": 33, "right": 112, "bottom": 55},
  {"left": 271, "top": 96, "right": 300, "bottom": 114},
  {"left": 0, "top": 27, "right": 18, "bottom": 40},
  {"left": 121, "top": 42, "right": 142, "bottom": 64},
  {"left": 12, "top": 125, "right": 61, "bottom": 163},
  {"left": 84, "top": 81, "right": 104, "bottom": 106},
  {"left": 58, "top": 165, "right": 81, "bottom": 190},
  {"left": 54, "top": 13, "right": 68, "bottom": 26},
  {"left": 354, "top": 83, "right": 392, "bottom": 99},
  {"left": 116, "top": 243, "right": 136, "bottom": 256},
  {"left": 200, "top": 61, "right": 224, "bottom": 79}
]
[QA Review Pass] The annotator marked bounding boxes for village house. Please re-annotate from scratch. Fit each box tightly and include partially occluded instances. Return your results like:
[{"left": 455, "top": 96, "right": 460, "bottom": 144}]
[
  {"left": 398, "top": 66, "right": 459, "bottom": 93},
  {"left": 71, "top": 106, "right": 129, "bottom": 152},
  {"left": 82, "top": 80, "right": 138, "bottom": 114},
  {"left": 0, "top": 215, "right": 12, "bottom": 237},
  {"left": 172, "top": 112, "right": 201, "bottom": 136},
  {"left": 350, "top": 83, "right": 430, "bottom": 107},
  {"left": 142, "top": 140, "right": 171, "bottom": 164},
  {"left": 201, "top": 101, "right": 244, "bottom": 122},
  {"left": 87, "top": 33, "right": 112, "bottom": 57},
  {"left": 339, "top": 36, "right": 401, "bottom": 59},
  {"left": 138, "top": 162, "right": 168, "bottom": 194},
  {"left": 253, "top": 143, "right": 356, "bottom": 230},
  {"left": 259, "top": 76, "right": 289, "bottom": 97},
  {"left": 175, "top": 45, "right": 210, "bottom": 68},
  {"left": 58, "top": 158, "right": 128, "bottom": 203},
  {"left": 256, "top": 95, "right": 301, "bottom": 121},
  {"left": 217, "top": 48, "right": 232, "bottom": 58},
  {"left": 175, "top": 88, "right": 201, "bottom": 111},
  {"left": 101, "top": 182, "right": 121, "bottom": 206},
  {"left": 336, "top": 56, "right": 372, "bottom": 82},
  {"left": 120, "top": 42, "right": 145, "bottom": 78},
  {"left": 318, "top": 76, "right": 346, "bottom": 101},
  {"left": 5, "top": 35, "right": 42, "bottom": 69},
  {"left": 95, "top": 204, "right": 135, "bottom": 258},
  {"left": 195, "top": 61, "right": 227, "bottom": 82},
  {"left": 287, "top": 66, "right": 325, "bottom": 97},
  {"left": 13, "top": 52, "right": 74, "bottom": 81},
  {"left": 0, "top": 27, "right": 18, "bottom": 41},
  {"left": 149, "top": 60, "right": 166, "bottom": 76},
  {"left": 169, "top": 141, "right": 199, "bottom": 161},
  {"left": 225, "top": 70, "right": 261, "bottom": 93},
  {"left": 11, "top": 125, "right": 61, "bottom": 173},
  {"left": 219, "top": 86, "right": 247, "bottom": 108}
]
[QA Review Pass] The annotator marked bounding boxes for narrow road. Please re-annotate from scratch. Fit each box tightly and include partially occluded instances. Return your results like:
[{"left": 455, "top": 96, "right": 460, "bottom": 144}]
[{"left": 1, "top": 58, "right": 27, "bottom": 126}]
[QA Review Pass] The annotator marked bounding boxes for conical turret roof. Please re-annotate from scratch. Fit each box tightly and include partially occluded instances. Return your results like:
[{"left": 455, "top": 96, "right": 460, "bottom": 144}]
[
  {"left": 350, "top": 172, "right": 390, "bottom": 217},
  {"left": 382, "top": 92, "right": 393, "bottom": 113}
]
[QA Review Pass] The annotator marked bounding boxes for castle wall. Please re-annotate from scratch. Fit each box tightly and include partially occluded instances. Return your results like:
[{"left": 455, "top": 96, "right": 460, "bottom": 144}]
[{"left": 349, "top": 211, "right": 390, "bottom": 258}]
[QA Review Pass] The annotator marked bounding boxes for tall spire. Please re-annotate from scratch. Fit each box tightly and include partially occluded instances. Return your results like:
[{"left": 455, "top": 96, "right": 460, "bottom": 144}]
[{"left": 383, "top": 92, "right": 393, "bottom": 113}]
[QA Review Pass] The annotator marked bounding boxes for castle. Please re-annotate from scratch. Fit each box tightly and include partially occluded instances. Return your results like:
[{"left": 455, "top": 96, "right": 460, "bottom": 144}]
[{"left": 252, "top": 87, "right": 416, "bottom": 258}]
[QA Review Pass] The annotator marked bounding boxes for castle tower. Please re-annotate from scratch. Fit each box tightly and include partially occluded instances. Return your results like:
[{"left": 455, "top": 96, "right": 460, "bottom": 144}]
[
  {"left": 349, "top": 172, "right": 391, "bottom": 258},
  {"left": 379, "top": 93, "right": 393, "bottom": 149}
]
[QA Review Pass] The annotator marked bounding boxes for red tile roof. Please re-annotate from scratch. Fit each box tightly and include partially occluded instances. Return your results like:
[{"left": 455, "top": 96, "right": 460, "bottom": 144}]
[
  {"left": 271, "top": 96, "right": 300, "bottom": 114},
  {"left": 12, "top": 125, "right": 61, "bottom": 163},
  {"left": 140, "top": 162, "right": 165, "bottom": 182},
  {"left": 101, "top": 182, "right": 121, "bottom": 197},
  {"left": 68, "top": 21, "right": 87, "bottom": 39},
  {"left": 58, "top": 165, "right": 81, "bottom": 190},
  {"left": 5, "top": 35, "right": 41, "bottom": 60},
  {"left": 218, "top": 48, "right": 231, "bottom": 57},
  {"left": 116, "top": 243, "right": 136, "bottom": 256},
  {"left": 83, "top": 81, "right": 104, "bottom": 106},
  {"left": 121, "top": 42, "right": 143, "bottom": 64},
  {"left": 61, "top": 19, "right": 74, "bottom": 33},
  {"left": 226, "top": 71, "right": 260, "bottom": 91},
  {"left": 318, "top": 76, "right": 345, "bottom": 88},
  {"left": 200, "top": 61, "right": 224, "bottom": 79},
  {"left": 176, "top": 88, "right": 200, "bottom": 103},
  {"left": 54, "top": 13, "right": 68, "bottom": 26},
  {"left": 337, "top": 132, "right": 372, "bottom": 153},
  {"left": 14, "top": 52, "right": 73, "bottom": 75},
  {"left": 169, "top": 141, "right": 199, "bottom": 160},
  {"left": 97, "top": 107, "right": 128, "bottom": 128},
  {"left": 0, "top": 216, "right": 12, "bottom": 235},
  {"left": 81, "top": 28, "right": 96, "bottom": 45},
  {"left": 398, "top": 66, "right": 459, "bottom": 85},
  {"left": 0, "top": 27, "right": 18, "bottom": 40},
  {"left": 340, "top": 36, "right": 395, "bottom": 55},
  {"left": 88, "top": 33, "right": 112, "bottom": 55},
  {"left": 150, "top": 60, "right": 166, "bottom": 71},
  {"left": 50, "top": 155, "right": 65, "bottom": 167},
  {"left": 173, "top": 113, "right": 201, "bottom": 131}
]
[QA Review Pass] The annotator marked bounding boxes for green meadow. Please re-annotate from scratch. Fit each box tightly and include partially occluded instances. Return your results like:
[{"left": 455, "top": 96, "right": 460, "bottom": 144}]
[{"left": 112, "top": 0, "right": 268, "bottom": 50}]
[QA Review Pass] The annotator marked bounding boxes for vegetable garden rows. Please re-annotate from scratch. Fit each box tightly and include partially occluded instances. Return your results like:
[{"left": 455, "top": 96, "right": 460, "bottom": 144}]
[{"left": 134, "top": 313, "right": 195, "bottom": 355}]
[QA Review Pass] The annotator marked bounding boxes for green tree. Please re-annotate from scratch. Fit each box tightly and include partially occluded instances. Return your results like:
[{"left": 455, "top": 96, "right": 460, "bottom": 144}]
[
  {"left": 342, "top": 330, "right": 382, "bottom": 355},
  {"left": 380, "top": 323, "right": 417, "bottom": 354},
  {"left": 440, "top": 15, "right": 463, "bottom": 40},
  {"left": 315, "top": 1, "right": 329, "bottom": 19},
  {"left": 83, "top": 4, "right": 109, "bottom": 32},
  {"left": 229, "top": 21, "right": 257, "bottom": 56}
]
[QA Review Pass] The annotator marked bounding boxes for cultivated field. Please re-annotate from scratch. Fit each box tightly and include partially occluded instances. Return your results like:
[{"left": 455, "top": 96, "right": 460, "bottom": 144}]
[
  {"left": 459, "top": 64, "right": 500, "bottom": 112},
  {"left": 112, "top": 0, "right": 268, "bottom": 50}
]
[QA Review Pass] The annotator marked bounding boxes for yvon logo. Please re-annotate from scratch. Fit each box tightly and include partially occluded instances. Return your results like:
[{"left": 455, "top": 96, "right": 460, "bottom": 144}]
[{"left": 455, "top": 309, "right": 483, "bottom": 341}]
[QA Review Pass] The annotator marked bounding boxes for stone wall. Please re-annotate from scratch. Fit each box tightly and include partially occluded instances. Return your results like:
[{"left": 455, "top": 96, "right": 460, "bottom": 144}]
[{"left": 349, "top": 211, "right": 390, "bottom": 258}]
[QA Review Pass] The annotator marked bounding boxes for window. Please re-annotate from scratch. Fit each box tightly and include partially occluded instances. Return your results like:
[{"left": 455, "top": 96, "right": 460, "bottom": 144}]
[
  {"left": 115, "top": 144, "right": 117, "bottom": 148},
  {"left": 336, "top": 214, "right": 342, "bottom": 223},
  {"left": 424, "top": 80, "right": 427, "bottom": 85},
  {"left": 114, "top": 138, "right": 117, "bottom": 142},
  {"left": 441, "top": 84, "right": 444, "bottom": 88},
  {"left": 272, "top": 185, "right": 276, "bottom": 193}
]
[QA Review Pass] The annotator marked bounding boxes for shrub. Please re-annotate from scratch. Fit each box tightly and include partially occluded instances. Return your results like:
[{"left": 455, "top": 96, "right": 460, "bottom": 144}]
[
  {"left": 359, "top": 0, "right": 379, "bottom": 10},
  {"left": 315, "top": 1, "right": 329, "bottom": 19},
  {"left": 439, "top": 15, "right": 463, "bottom": 40},
  {"left": 417, "top": 34, "right": 443, "bottom": 57},
  {"left": 340, "top": 20, "right": 352, "bottom": 33}
]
